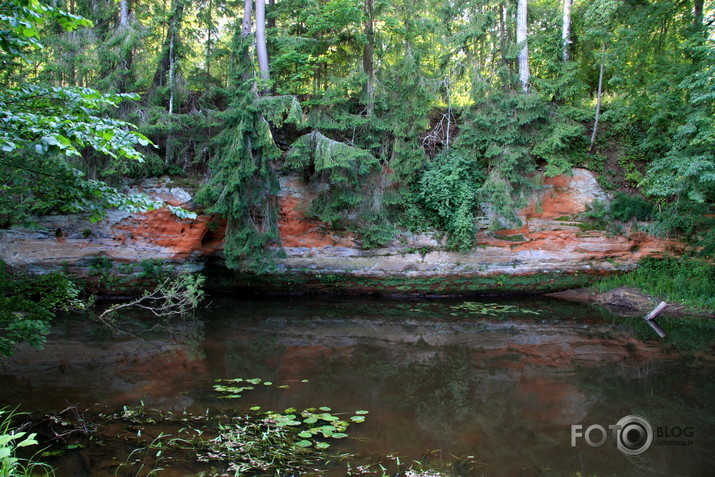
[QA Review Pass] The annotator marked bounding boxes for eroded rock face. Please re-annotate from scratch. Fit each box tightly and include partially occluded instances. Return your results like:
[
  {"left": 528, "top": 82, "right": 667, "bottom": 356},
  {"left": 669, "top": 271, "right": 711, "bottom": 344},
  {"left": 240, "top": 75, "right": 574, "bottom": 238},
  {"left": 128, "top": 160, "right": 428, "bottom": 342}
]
[{"left": 0, "top": 169, "right": 682, "bottom": 295}]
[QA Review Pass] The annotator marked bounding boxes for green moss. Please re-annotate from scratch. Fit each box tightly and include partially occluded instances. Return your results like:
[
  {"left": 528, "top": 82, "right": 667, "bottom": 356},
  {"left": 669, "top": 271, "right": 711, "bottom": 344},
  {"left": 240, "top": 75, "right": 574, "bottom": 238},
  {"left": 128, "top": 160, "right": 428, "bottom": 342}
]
[{"left": 496, "top": 234, "right": 526, "bottom": 242}]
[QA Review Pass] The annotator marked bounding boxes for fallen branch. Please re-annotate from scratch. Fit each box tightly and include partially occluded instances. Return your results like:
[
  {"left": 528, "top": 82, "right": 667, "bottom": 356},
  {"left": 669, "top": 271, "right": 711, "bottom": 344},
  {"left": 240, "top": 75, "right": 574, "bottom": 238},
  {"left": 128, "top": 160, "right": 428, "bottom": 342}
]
[{"left": 96, "top": 273, "right": 205, "bottom": 335}]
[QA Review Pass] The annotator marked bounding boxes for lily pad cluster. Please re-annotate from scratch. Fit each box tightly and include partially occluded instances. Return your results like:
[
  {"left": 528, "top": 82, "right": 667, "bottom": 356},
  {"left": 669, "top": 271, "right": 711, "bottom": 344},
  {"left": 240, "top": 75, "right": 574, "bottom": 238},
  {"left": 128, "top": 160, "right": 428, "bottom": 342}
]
[
  {"left": 261, "top": 407, "right": 369, "bottom": 449},
  {"left": 450, "top": 302, "right": 541, "bottom": 318},
  {"left": 213, "top": 377, "right": 311, "bottom": 399},
  {"left": 213, "top": 377, "right": 273, "bottom": 399},
  {"left": 213, "top": 377, "right": 368, "bottom": 450}
]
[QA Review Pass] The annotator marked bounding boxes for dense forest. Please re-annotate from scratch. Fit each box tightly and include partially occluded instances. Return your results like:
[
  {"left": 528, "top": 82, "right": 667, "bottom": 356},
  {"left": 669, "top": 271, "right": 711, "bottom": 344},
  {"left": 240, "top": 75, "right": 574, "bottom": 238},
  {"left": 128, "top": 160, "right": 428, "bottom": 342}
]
[
  {"left": 1, "top": 0, "right": 713, "bottom": 266},
  {"left": 1, "top": 2, "right": 715, "bottom": 474}
]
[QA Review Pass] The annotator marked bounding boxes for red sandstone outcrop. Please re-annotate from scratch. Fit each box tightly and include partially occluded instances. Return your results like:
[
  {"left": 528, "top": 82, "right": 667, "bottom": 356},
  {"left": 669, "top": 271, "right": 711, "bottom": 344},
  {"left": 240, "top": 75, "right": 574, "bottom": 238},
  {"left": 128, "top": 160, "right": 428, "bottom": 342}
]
[{"left": 0, "top": 169, "right": 683, "bottom": 294}]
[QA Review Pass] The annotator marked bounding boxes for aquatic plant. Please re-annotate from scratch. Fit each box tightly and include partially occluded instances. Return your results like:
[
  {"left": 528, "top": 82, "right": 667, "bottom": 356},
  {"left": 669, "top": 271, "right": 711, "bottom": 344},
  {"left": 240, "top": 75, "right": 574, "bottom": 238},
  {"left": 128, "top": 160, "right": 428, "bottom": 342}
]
[
  {"left": 450, "top": 302, "right": 541, "bottom": 318},
  {"left": 0, "top": 408, "right": 54, "bottom": 477}
]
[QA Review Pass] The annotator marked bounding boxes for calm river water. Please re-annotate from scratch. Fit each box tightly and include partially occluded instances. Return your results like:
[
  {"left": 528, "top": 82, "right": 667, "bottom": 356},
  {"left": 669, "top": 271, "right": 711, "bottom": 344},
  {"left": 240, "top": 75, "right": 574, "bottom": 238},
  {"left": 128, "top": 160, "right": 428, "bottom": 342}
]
[{"left": 1, "top": 295, "right": 713, "bottom": 476}]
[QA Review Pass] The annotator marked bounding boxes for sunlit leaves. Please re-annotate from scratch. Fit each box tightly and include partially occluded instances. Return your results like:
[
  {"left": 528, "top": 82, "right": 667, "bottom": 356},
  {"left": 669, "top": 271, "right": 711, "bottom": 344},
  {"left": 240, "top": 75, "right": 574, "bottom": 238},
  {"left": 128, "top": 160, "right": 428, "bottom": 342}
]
[{"left": 0, "top": 85, "right": 147, "bottom": 160}]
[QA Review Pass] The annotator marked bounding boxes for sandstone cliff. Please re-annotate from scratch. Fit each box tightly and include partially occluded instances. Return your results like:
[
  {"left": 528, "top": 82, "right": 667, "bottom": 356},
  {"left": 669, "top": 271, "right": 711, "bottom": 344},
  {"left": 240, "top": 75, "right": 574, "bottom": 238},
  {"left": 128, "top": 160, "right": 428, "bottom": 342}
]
[{"left": 0, "top": 168, "right": 681, "bottom": 295}]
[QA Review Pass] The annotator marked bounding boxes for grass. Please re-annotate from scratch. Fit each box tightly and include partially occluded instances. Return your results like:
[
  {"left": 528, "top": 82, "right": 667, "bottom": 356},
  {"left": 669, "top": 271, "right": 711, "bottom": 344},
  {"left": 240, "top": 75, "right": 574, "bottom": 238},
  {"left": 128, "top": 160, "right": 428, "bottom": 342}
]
[{"left": 595, "top": 257, "right": 715, "bottom": 312}]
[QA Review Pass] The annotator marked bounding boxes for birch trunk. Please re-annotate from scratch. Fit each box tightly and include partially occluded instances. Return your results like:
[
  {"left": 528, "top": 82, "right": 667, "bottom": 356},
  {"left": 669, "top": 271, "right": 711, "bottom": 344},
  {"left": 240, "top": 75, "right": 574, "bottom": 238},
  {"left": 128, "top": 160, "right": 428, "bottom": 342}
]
[
  {"left": 363, "top": 0, "right": 375, "bottom": 116},
  {"left": 256, "top": 0, "right": 270, "bottom": 93},
  {"left": 120, "top": 0, "right": 129, "bottom": 27},
  {"left": 561, "top": 0, "right": 572, "bottom": 62},
  {"left": 590, "top": 43, "right": 606, "bottom": 151},
  {"left": 516, "top": 0, "right": 530, "bottom": 92}
]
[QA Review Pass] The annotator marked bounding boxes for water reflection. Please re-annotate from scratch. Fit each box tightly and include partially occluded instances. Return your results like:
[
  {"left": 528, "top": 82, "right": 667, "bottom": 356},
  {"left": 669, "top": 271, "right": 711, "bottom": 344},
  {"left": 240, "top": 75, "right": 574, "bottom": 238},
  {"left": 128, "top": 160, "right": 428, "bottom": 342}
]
[{"left": 1, "top": 296, "right": 713, "bottom": 476}]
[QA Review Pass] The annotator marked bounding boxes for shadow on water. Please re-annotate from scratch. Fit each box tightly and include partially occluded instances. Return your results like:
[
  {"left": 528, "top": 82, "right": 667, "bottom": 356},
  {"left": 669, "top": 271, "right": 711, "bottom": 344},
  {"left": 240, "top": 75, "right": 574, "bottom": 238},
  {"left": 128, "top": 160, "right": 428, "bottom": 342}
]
[{"left": 1, "top": 295, "right": 714, "bottom": 476}]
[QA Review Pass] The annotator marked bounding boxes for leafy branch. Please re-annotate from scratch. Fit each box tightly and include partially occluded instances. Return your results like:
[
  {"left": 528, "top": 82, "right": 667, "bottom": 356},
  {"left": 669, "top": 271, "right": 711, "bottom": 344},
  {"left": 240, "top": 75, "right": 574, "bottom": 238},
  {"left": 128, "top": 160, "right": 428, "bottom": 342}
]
[{"left": 96, "top": 273, "right": 206, "bottom": 332}]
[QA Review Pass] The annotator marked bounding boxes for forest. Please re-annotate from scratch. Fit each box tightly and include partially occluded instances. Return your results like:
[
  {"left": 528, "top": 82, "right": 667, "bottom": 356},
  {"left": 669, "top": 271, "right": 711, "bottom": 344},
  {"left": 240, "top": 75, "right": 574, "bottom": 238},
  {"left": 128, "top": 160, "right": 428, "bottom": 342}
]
[
  {"left": 1, "top": 1, "right": 715, "bottom": 475},
  {"left": 1, "top": 0, "right": 713, "bottom": 267}
]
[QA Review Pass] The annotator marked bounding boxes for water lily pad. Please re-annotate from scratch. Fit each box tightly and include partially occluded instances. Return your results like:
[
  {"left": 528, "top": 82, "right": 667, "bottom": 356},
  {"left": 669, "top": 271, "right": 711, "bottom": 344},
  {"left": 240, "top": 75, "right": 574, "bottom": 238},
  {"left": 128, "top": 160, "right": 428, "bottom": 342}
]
[
  {"left": 295, "top": 440, "right": 312, "bottom": 448},
  {"left": 350, "top": 416, "right": 365, "bottom": 423},
  {"left": 318, "top": 413, "right": 339, "bottom": 422},
  {"left": 315, "top": 441, "right": 331, "bottom": 449}
]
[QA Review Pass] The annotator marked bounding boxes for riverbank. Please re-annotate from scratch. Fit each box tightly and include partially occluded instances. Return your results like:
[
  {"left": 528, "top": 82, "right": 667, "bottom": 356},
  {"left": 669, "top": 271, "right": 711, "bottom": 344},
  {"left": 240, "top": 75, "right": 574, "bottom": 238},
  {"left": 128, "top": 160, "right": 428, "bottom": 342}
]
[{"left": 549, "top": 286, "right": 715, "bottom": 318}]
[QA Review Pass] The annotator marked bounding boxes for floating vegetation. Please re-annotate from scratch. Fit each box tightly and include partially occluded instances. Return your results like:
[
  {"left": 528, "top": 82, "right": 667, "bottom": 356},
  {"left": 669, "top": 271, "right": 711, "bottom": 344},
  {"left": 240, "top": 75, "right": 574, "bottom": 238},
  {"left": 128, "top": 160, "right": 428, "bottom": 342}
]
[
  {"left": 94, "top": 379, "right": 372, "bottom": 475},
  {"left": 214, "top": 378, "right": 368, "bottom": 449},
  {"left": 213, "top": 376, "right": 292, "bottom": 398},
  {"left": 450, "top": 302, "right": 541, "bottom": 318}
]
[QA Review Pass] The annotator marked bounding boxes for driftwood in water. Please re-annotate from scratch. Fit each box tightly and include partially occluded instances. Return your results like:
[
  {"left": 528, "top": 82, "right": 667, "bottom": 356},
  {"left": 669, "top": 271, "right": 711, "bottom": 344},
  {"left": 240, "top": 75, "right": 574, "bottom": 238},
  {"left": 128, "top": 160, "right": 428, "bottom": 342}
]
[
  {"left": 644, "top": 301, "right": 667, "bottom": 338},
  {"left": 644, "top": 301, "right": 668, "bottom": 321}
]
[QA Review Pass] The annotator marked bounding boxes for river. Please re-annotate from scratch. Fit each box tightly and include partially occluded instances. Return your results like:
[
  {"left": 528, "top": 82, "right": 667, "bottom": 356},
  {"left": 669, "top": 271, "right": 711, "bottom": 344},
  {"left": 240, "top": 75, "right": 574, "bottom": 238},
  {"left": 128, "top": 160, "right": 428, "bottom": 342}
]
[{"left": 1, "top": 295, "right": 713, "bottom": 476}]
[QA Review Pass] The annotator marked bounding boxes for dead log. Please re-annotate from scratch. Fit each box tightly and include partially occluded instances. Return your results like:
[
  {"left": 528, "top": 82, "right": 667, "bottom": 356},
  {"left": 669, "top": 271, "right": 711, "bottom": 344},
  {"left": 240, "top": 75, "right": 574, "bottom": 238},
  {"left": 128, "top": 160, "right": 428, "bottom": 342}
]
[
  {"left": 644, "top": 301, "right": 667, "bottom": 338},
  {"left": 644, "top": 301, "right": 668, "bottom": 321}
]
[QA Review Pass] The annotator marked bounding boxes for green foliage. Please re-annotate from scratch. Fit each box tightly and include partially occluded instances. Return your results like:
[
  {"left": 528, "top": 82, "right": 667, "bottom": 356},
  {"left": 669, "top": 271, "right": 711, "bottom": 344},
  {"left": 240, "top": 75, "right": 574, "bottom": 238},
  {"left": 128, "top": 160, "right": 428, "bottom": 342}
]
[
  {"left": 1, "top": 0, "right": 712, "bottom": 277},
  {"left": 0, "top": 263, "right": 88, "bottom": 357},
  {"left": 0, "top": 408, "right": 53, "bottom": 477},
  {"left": 597, "top": 257, "right": 715, "bottom": 311},
  {"left": 286, "top": 129, "right": 388, "bottom": 244},
  {"left": 456, "top": 89, "right": 562, "bottom": 229},
  {"left": 0, "top": 85, "right": 149, "bottom": 160},
  {"left": 0, "top": 0, "right": 91, "bottom": 70},
  {"left": 649, "top": 201, "right": 715, "bottom": 257},
  {"left": 255, "top": 94, "right": 305, "bottom": 128},
  {"left": 581, "top": 193, "right": 655, "bottom": 234},
  {"left": 0, "top": 157, "right": 165, "bottom": 226},
  {"left": 416, "top": 149, "right": 484, "bottom": 251},
  {"left": 0, "top": 2, "right": 162, "bottom": 226},
  {"left": 609, "top": 193, "right": 653, "bottom": 222},
  {"left": 196, "top": 83, "right": 282, "bottom": 271}
]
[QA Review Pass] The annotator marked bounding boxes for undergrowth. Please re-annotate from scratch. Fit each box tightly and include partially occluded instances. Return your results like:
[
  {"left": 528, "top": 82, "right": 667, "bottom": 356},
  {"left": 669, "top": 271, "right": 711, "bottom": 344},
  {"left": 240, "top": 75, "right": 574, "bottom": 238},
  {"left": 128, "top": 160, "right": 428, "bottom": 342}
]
[{"left": 596, "top": 257, "right": 715, "bottom": 311}]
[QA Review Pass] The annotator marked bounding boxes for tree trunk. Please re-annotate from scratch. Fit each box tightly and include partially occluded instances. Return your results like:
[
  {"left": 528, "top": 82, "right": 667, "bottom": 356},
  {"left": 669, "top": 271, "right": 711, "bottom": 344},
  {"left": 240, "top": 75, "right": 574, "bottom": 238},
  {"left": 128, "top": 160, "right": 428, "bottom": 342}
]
[
  {"left": 237, "top": 0, "right": 254, "bottom": 82},
  {"left": 117, "top": 0, "right": 133, "bottom": 93},
  {"left": 267, "top": 0, "right": 276, "bottom": 29},
  {"left": 120, "top": 0, "right": 129, "bottom": 27},
  {"left": 242, "top": 0, "right": 253, "bottom": 36},
  {"left": 152, "top": 0, "right": 185, "bottom": 90},
  {"left": 363, "top": 0, "right": 375, "bottom": 116},
  {"left": 499, "top": 3, "right": 508, "bottom": 65},
  {"left": 206, "top": 0, "right": 213, "bottom": 78},
  {"left": 516, "top": 0, "right": 530, "bottom": 92},
  {"left": 694, "top": 0, "right": 704, "bottom": 27},
  {"left": 590, "top": 43, "right": 606, "bottom": 151},
  {"left": 561, "top": 0, "right": 572, "bottom": 62},
  {"left": 256, "top": 0, "right": 270, "bottom": 93},
  {"left": 169, "top": 32, "right": 176, "bottom": 114}
]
